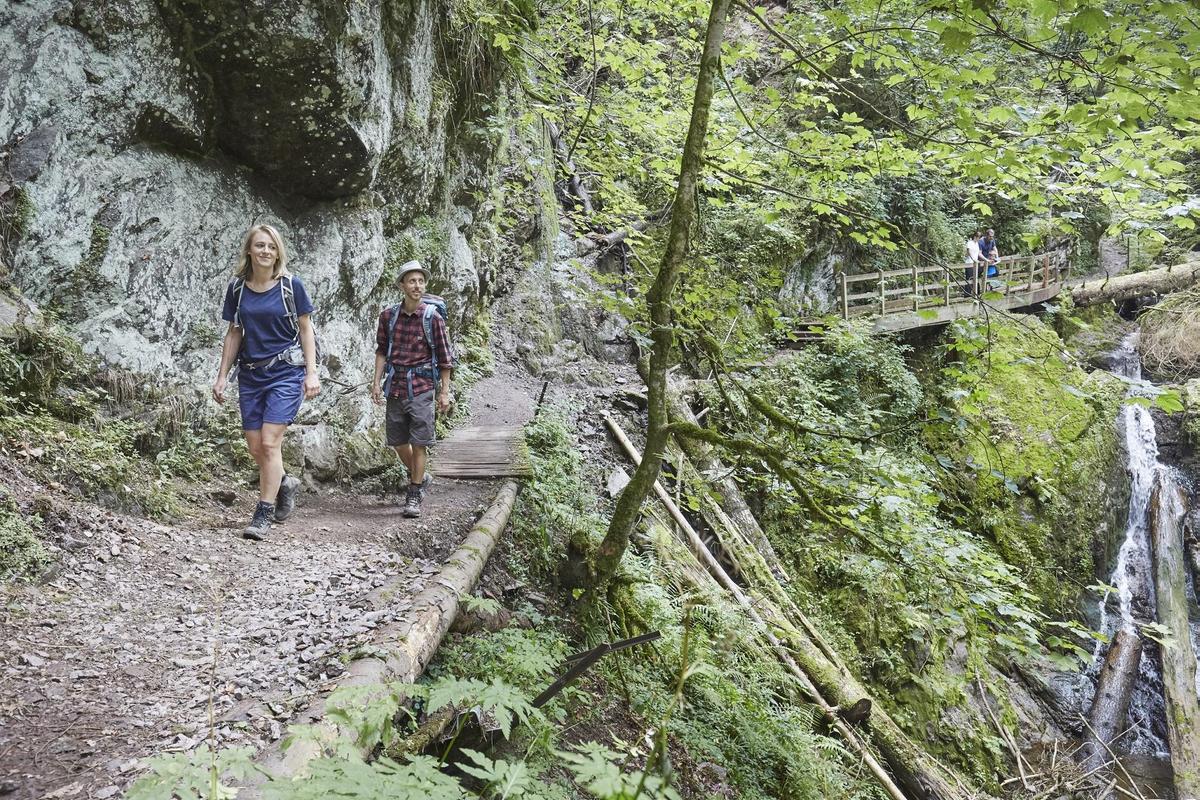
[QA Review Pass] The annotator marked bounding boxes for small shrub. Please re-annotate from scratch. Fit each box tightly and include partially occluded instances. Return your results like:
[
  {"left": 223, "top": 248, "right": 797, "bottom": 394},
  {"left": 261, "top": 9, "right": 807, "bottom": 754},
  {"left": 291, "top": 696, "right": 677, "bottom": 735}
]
[{"left": 0, "top": 497, "right": 47, "bottom": 583}]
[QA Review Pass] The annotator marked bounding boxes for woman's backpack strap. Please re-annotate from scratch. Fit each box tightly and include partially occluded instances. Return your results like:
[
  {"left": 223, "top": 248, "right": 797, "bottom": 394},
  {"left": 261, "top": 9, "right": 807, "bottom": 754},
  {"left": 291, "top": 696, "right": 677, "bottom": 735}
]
[
  {"left": 230, "top": 277, "right": 246, "bottom": 328},
  {"left": 280, "top": 275, "right": 299, "bottom": 336}
]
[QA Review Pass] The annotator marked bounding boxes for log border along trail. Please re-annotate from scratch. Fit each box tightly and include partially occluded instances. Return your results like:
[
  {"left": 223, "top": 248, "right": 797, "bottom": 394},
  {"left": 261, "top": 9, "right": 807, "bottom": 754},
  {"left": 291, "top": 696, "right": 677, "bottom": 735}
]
[{"left": 244, "top": 480, "right": 520, "bottom": 795}]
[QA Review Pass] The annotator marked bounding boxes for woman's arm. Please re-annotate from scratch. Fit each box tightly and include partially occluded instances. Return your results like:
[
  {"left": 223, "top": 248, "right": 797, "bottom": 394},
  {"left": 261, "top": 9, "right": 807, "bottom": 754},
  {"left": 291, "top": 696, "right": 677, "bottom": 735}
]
[
  {"left": 212, "top": 323, "right": 243, "bottom": 404},
  {"left": 298, "top": 314, "right": 321, "bottom": 399}
]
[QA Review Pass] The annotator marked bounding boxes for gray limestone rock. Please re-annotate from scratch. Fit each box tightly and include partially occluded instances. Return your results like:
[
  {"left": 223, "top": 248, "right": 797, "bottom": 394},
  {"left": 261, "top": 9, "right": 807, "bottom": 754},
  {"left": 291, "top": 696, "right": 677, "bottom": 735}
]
[{"left": 0, "top": 0, "right": 533, "bottom": 445}]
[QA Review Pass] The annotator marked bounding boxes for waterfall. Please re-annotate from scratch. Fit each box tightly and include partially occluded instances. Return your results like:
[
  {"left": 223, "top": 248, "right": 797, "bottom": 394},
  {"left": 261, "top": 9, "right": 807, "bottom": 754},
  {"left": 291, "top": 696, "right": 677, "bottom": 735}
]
[
  {"left": 1093, "top": 334, "right": 1172, "bottom": 756},
  {"left": 1101, "top": 404, "right": 1160, "bottom": 637}
]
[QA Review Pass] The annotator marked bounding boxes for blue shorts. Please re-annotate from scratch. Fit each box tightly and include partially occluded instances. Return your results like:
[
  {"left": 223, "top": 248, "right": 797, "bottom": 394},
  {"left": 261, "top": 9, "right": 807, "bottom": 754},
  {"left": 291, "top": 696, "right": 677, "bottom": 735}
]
[{"left": 238, "top": 363, "right": 305, "bottom": 430}]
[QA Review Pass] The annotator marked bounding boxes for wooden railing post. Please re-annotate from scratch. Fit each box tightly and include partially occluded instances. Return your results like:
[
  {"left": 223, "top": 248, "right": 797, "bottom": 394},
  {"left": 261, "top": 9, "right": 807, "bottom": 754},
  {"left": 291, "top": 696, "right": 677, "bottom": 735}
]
[
  {"left": 1027, "top": 257, "right": 1035, "bottom": 292},
  {"left": 877, "top": 269, "right": 885, "bottom": 314},
  {"left": 971, "top": 260, "right": 979, "bottom": 298},
  {"left": 838, "top": 272, "right": 849, "bottom": 319},
  {"left": 1042, "top": 253, "right": 1050, "bottom": 287},
  {"left": 911, "top": 265, "right": 919, "bottom": 311},
  {"left": 943, "top": 268, "right": 951, "bottom": 306}
]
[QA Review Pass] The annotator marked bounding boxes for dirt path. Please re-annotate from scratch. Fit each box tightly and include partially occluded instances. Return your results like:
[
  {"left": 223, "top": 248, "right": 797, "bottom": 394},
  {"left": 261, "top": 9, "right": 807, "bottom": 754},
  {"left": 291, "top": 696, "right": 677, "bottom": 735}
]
[{"left": 0, "top": 356, "right": 537, "bottom": 799}]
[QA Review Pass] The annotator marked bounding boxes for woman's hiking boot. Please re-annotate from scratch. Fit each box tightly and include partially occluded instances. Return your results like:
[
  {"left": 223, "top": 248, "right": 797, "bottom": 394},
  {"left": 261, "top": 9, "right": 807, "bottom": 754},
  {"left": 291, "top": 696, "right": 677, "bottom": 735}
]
[
  {"left": 402, "top": 484, "right": 422, "bottom": 518},
  {"left": 275, "top": 475, "right": 301, "bottom": 522},
  {"left": 244, "top": 500, "right": 275, "bottom": 540}
]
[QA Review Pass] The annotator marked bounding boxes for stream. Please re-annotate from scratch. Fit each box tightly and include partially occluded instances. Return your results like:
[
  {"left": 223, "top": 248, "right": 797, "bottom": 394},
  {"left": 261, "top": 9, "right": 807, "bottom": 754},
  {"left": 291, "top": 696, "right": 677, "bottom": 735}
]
[{"left": 1088, "top": 330, "right": 1200, "bottom": 795}]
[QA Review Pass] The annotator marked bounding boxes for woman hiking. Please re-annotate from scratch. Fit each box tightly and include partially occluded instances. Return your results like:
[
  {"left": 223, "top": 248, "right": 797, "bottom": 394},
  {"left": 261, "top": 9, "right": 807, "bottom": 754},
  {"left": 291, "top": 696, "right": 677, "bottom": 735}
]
[{"left": 212, "top": 223, "right": 320, "bottom": 540}]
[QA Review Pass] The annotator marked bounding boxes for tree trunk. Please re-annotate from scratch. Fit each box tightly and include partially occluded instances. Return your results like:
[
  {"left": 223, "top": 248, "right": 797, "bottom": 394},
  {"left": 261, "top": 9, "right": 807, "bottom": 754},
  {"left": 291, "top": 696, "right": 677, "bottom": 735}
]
[
  {"left": 589, "top": 0, "right": 733, "bottom": 588},
  {"left": 244, "top": 481, "right": 520, "bottom": 793},
  {"left": 1071, "top": 259, "right": 1200, "bottom": 306},
  {"left": 1083, "top": 628, "right": 1143, "bottom": 775},
  {"left": 1149, "top": 477, "right": 1200, "bottom": 800}
]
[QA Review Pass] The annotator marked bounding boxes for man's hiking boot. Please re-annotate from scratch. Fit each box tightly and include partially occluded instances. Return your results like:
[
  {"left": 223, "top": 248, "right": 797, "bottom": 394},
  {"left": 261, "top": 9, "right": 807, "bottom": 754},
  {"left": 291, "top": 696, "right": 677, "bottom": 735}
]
[
  {"left": 275, "top": 475, "right": 301, "bottom": 522},
  {"left": 402, "top": 485, "right": 422, "bottom": 518},
  {"left": 243, "top": 500, "right": 275, "bottom": 540},
  {"left": 417, "top": 472, "right": 432, "bottom": 499}
]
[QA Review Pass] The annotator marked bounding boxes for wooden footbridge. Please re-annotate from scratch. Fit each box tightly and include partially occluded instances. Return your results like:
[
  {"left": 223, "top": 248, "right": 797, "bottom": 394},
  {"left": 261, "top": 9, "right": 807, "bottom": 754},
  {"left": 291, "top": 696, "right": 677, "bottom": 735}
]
[{"left": 815, "top": 248, "right": 1071, "bottom": 334}]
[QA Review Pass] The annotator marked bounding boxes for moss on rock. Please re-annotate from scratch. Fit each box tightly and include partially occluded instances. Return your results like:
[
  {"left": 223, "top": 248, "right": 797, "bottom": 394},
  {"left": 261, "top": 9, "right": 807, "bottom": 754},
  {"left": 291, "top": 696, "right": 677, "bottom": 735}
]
[{"left": 928, "top": 317, "right": 1124, "bottom": 614}]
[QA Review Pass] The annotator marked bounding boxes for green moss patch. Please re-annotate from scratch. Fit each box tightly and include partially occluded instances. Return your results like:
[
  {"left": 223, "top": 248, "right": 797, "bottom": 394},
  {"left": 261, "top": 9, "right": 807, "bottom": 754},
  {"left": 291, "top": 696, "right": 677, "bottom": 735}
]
[
  {"left": 0, "top": 495, "right": 47, "bottom": 583},
  {"left": 928, "top": 317, "right": 1124, "bottom": 613}
]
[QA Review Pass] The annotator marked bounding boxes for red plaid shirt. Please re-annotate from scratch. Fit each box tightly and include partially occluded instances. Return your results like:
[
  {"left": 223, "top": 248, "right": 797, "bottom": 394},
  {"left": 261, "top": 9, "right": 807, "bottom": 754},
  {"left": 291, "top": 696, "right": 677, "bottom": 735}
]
[{"left": 375, "top": 302, "right": 454, "bottom": 398}]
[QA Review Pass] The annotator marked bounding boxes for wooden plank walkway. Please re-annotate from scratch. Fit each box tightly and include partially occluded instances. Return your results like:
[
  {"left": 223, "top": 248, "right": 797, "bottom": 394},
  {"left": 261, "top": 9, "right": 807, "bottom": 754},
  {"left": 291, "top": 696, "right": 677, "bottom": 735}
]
[{"left": 434, "top": 425, "right": 530, "bottom": 478}]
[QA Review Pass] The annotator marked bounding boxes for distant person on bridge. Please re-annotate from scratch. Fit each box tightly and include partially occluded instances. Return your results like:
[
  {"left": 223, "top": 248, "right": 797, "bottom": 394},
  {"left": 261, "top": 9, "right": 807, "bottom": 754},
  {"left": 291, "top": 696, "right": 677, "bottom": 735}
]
[
  {"left": 371, "top": 261, "right": 454, "bottom": 519},
  {"left": 964, "top": 231, "right": 986, "bottom": 293},
  {"left": 980, "top": 228, "right": 1000, "bottom": 278},
  {"left": 212, "top": 223, "right": 321, "bottom": 541}
]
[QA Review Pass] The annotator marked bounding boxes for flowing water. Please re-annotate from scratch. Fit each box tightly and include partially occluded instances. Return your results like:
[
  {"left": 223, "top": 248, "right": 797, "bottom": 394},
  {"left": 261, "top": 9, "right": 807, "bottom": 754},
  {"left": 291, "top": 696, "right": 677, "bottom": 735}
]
[{"left": 1093, "top": 331, "right": 1179, "bottom": 758}]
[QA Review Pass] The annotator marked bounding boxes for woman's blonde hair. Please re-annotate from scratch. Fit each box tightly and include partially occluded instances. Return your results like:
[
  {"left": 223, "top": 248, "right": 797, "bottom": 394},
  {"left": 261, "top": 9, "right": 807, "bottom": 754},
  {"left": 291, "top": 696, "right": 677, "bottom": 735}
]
[{"left": 235, "top": 223, "right": 289, "bottom": 279}]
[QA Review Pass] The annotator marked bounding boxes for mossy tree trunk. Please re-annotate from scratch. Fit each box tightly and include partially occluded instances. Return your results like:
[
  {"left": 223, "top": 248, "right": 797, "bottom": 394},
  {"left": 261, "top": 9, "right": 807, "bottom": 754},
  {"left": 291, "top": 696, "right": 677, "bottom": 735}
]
[
  {"left": 1083, "top": 628, "right": 1143, "bottom": 776},
  {"left": 587, "top": 0, "right": 732, "bottom": 589},
  {"left": 1149, "top": 478, "right": 1200, "bottom": 800}
]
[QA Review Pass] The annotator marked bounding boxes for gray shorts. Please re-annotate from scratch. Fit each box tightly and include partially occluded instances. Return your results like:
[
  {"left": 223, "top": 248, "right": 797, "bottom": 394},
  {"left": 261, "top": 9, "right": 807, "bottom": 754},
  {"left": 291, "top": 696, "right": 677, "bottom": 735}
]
[{"left": 386, "top": 390, "right": 435, "bottom": 447}]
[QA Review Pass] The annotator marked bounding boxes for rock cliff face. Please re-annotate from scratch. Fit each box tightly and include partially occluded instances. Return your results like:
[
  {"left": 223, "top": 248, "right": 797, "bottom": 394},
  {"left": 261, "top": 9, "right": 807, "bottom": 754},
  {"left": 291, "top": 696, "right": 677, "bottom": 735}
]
[{"left": 0, "top": 0, "right": 514, "bottom": 386}]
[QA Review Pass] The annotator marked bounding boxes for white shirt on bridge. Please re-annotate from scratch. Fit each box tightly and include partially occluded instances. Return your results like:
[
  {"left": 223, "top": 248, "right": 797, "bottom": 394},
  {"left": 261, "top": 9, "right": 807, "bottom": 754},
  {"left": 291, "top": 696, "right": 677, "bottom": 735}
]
[{"left": 965, "top": 238, "right": 982, "bottom": 264}]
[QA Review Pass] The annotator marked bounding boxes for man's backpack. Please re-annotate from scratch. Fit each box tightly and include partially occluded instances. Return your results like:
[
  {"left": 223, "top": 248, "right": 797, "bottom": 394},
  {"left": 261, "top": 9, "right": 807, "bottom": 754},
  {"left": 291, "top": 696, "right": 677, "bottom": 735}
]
[
  {"left": 381, "top": 294, "right": 449, "bottom": 398},
  {"left": 230, "top": 274, "right": 325, "bottom": 365}
]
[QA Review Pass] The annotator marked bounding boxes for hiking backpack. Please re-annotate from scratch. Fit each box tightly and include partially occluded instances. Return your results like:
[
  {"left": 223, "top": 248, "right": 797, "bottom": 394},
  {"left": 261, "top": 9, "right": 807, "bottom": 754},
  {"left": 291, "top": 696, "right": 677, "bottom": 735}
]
[
  {"left": 381, "top": 294, "right": 449, "bottom": 398},
  {"left": 229, "top": 274, "right": 325, "bottom": 365}
]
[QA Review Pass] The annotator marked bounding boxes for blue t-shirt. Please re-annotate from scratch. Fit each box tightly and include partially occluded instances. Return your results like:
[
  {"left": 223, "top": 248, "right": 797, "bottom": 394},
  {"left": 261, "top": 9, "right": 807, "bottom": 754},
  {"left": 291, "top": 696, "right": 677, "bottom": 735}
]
[{"left": 221, "top": 276, "right": 314, "bottom": 362}]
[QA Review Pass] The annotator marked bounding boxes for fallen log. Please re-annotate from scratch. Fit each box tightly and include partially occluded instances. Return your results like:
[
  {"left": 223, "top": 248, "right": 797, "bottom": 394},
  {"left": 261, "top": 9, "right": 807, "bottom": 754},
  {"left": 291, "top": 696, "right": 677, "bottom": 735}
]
[
  {"left": 1083, "top": 628, "right": 1143, "bottom": 776},
  {"left": 1149, "top": 477, "right": 1200, "bottom": 800},
  {"left": 604, "top": 412, "right": 976, "bottom": 800},
  {"left": 1071, "top": 259, "right": 1200, "bottom": 307},
  {"left": 664, "top": 385, "right": 787, "bottom": 579},
  {"left": 244, "top": 481, "right": 520, "bottom": 794},
  {"left": 575, "top": 220, "right": 652, "bottom": 256},
  {"left": 546, "top": 119, "right": 594, "bottom": 216},
  {"left": 663, "top": 435, "right": 861, "bottom": 681}
]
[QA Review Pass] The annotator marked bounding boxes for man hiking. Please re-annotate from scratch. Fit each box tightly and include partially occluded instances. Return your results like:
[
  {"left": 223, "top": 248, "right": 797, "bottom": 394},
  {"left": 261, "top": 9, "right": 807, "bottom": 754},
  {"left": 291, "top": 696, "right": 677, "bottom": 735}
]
[{"left": 371, "top": 260, "right": 453, "bottom": 518}]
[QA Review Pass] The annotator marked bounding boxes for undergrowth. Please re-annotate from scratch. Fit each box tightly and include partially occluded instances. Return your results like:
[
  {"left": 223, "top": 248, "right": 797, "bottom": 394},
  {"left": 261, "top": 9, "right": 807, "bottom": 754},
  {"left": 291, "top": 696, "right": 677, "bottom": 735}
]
[
  {"left": 688, "top": 318, "right": 1116, "bottom": 786},
  {"left": 0, "top": 319, "right": 243, "bottom": 522},
  {"left": 0, "top": 490, "right": 47, "bottom": 582}
]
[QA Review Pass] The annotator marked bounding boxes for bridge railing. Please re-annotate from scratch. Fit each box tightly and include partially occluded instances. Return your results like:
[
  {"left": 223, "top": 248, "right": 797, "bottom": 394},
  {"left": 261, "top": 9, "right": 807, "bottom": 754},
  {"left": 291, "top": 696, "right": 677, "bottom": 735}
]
[{"left": 834, "top": 249, "right": 1071, "bottom": 319}]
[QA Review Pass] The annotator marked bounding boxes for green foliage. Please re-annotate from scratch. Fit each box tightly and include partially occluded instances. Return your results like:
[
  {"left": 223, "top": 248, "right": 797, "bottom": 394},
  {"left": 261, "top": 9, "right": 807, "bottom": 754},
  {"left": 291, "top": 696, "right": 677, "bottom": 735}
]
[
  {"left": 680, "top": 318, "right": 1112, "bottom": 784},
  {"left": 382, "top": 215, "right": 451, "bottom": 292},
  {"left": 0, "top": 493, "right": 47, "bottom": 583},
  {"left": 434, "top": 626, "right": 565, "bottom": 692},
  {"left": 0, "top": 322, "right": 95, "bottom": 418},
  {"left": 927, "top": 317, "right": 1123, "bottom": 614},
  {"left": 511, "top": 406, "right": 886, "bottom": 798},
  {"left": 124, "top": 746, "right": 259, "bottom": 800},
  {"left": 555, "top": 743, "right": 680, "bottom": 800},
  {"left": 512, "top": 410, "right": 607, "bottom": 578}
]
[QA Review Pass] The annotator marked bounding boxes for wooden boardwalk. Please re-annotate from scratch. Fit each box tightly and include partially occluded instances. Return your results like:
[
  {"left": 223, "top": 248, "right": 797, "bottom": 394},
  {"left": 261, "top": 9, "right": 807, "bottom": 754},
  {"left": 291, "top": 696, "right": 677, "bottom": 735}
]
[
  {"left": 434, "top": 425, "right": 530, "bottom": 478},
  {"left": 804, "top": 247, "right": 1071, "bottom": 335}
]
